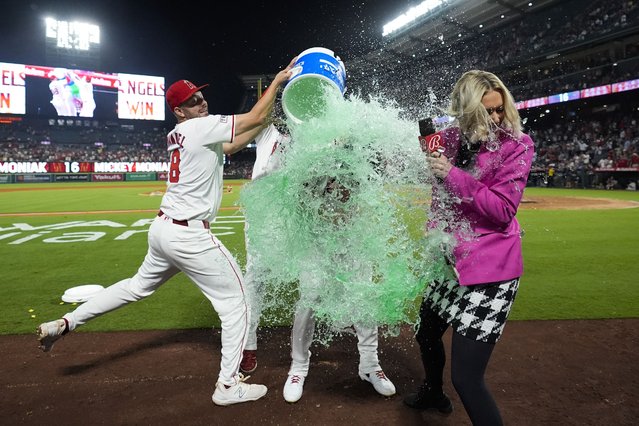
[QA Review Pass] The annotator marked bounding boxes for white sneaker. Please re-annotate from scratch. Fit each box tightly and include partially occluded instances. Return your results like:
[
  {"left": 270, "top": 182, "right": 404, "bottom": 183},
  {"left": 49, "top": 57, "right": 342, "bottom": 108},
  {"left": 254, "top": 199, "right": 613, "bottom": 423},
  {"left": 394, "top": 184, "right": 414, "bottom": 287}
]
[
  {"left": 360, "top": 370, "right": 396, "bottom": 396},
  {"left": 37, "top": 319, "right": 68, "bottom": 352},
  {"left": 283, "top": 374, "right": 305, "bottom": 403},
  {"left": 211, "top": 374, "right": 267, "bottom": 406}
]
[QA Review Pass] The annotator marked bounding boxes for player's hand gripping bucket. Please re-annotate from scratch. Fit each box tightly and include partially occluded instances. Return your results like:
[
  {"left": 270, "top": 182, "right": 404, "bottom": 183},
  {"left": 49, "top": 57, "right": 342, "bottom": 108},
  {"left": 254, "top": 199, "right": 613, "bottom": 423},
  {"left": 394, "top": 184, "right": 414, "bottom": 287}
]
[{"left": 281, "top": 47, "right": 346, "bottom": 124}]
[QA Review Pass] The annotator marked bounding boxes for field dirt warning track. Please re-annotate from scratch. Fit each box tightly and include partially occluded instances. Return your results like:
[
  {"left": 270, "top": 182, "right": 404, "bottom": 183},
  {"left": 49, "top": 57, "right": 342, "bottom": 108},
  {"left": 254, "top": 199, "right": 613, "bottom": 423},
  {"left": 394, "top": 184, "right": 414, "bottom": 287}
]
[
  {"left": 2, "top": 192, "right": 638, "bottom": 218},
  {"left": 1, "top": 320, "right": 638, "bottom": 425},
  {"left": 520, "top": 195, "right": 639, "bottom": 210}
]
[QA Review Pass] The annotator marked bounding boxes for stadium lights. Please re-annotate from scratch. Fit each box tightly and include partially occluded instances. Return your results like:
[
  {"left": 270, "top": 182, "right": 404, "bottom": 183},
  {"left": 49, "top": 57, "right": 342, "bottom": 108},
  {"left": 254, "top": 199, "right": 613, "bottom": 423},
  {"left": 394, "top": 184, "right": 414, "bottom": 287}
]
[
  {"left": 382, "top": 0, "right": 445, "bottom": 37},
  {"left": 45, "top": 17, "right": 100, "bottom": 51}
]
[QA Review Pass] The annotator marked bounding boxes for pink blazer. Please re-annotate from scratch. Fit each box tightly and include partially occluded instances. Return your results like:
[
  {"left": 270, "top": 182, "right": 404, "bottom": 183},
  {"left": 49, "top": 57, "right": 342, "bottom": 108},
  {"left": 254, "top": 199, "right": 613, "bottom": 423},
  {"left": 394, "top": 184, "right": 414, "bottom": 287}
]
[{"left": 431, "top": 127, "right": 535, "bottom": 286}]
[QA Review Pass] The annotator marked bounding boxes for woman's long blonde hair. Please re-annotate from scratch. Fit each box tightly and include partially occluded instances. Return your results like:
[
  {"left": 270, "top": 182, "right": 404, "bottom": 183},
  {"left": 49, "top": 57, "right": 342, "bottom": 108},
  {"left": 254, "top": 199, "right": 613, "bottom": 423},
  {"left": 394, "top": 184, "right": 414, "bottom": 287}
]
[{"left": 446, "top": 70, "right": 522, "bottom": 143}]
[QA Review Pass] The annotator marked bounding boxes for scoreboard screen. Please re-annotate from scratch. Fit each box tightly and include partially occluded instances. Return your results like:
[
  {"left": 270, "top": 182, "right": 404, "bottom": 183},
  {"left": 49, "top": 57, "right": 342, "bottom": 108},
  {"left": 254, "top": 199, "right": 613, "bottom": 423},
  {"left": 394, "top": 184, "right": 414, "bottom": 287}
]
[{"left": 0, "top": 62, "right": 165, "bottom": 121}]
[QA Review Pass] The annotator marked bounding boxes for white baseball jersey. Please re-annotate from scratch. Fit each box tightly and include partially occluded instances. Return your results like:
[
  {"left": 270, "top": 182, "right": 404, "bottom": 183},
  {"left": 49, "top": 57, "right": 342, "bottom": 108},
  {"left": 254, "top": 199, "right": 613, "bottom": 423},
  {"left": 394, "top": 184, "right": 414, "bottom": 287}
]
[
  {"left": 160, "top": 114, "right": 235, "bottom": 221},
  {"left": 251, "top": 124, "right": 289, "bottom": 180}
]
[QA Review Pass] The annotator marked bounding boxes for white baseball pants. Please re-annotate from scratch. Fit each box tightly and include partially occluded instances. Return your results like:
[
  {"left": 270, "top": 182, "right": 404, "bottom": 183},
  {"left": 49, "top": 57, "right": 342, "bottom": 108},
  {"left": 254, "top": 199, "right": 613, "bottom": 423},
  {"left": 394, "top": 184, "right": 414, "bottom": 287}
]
[
  {"left": 243, "top": 244, "right": 262, "bottom": 351},
  {"left": 288, "top": 304, "right": 382, "bottom": 377},
  {"left": 63, "top": 214, "right": 249, "bottom": 386},
  {"left": 288, "top": 258, "right": 382, "bottom": 377}
]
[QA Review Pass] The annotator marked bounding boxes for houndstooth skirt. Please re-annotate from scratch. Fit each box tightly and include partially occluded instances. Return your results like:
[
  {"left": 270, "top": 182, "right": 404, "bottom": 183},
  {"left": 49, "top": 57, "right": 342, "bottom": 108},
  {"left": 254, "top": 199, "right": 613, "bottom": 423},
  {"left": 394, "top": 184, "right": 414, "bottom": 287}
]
[{"left": 423, "top": 277, "right": 520, "bottom": 344}]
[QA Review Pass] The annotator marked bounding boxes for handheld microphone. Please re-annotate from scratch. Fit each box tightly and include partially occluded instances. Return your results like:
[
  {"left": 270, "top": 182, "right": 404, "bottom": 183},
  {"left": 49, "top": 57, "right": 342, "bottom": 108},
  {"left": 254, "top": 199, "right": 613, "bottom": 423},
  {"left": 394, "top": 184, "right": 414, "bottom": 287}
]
[{"left": 417, "top": 118, "right": 445, "bottom": 153}]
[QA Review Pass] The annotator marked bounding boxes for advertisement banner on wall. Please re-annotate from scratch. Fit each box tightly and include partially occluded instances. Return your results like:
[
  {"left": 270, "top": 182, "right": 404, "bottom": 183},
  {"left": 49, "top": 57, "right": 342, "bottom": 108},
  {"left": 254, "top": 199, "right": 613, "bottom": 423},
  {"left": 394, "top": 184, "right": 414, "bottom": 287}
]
[
  {"left": 15, "top": 174, "right": 53, "bottom": 183},
  {"left": 125, "top": 172, "right": 156, "bottom": 181},
  {"left": 53, "top": 174, "right": 90, "bottom": 182},
  {"left": 92, "top": 173, "right": 125, "bottom": 182}
]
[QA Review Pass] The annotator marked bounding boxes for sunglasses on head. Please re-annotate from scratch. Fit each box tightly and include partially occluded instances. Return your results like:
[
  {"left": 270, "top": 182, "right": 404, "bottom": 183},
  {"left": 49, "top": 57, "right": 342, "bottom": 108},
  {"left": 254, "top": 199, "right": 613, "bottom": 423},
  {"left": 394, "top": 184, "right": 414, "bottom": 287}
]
[
  {"left": 181, "top": 94, "right": 205, "bottom": 108},
  {"left": 485, "top": 105, "right": 505, "bottom": 115}
]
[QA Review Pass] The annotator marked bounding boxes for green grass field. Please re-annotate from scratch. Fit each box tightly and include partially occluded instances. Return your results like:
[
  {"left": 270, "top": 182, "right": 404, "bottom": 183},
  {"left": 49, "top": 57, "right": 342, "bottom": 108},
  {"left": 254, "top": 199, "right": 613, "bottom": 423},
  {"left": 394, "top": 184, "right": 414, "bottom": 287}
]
[{"left": 1, "top": 182, "right": 638, "bottom": 335}]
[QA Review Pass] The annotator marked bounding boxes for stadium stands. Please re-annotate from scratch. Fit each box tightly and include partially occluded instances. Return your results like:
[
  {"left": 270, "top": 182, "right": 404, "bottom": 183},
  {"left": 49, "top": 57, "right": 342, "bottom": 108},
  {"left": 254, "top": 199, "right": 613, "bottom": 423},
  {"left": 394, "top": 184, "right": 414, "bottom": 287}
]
[
  {"left": 1, "top": 0, "right": 637, "bottom": 187},
  {"left": 346, "top": 0, "right": 639, "bottom": 113}
]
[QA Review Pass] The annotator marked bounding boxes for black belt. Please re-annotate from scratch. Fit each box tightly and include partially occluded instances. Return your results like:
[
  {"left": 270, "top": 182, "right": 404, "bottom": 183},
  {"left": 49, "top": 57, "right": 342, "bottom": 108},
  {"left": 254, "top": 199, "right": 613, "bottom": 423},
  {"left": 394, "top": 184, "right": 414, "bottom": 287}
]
[{"left": 158, "top": 210, "right": 210, "bottom": 229}]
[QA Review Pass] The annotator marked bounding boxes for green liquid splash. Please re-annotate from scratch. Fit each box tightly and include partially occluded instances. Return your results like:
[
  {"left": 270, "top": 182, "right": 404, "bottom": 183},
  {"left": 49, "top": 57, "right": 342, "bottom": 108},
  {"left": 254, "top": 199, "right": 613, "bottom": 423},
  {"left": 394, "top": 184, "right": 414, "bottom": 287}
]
[{"left": 240, "top": 89, "right": 454, "bottom": 341}]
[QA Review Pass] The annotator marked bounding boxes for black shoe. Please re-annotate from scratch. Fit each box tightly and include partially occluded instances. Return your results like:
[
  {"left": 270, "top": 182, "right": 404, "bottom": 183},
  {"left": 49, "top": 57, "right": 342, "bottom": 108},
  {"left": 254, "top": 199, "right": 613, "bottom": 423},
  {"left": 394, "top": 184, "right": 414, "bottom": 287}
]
[{"left": 403, "top": 384, "right": 453, "bottom": 414}]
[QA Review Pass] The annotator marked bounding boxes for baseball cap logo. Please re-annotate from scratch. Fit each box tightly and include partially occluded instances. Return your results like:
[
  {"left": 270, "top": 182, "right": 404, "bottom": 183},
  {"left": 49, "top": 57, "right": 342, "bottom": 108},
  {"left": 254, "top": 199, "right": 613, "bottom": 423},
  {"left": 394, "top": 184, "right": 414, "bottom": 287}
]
[{"left": 183, "top": 80, "right": 196, "bottom": 90}]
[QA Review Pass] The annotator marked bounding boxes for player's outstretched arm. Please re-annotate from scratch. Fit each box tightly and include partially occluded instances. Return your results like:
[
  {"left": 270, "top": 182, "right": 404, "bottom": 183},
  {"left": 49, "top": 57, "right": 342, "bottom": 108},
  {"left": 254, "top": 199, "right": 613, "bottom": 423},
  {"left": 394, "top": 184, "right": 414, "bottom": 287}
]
[{"left": 223, "top": 124, "right": 267, "bottom": 155}]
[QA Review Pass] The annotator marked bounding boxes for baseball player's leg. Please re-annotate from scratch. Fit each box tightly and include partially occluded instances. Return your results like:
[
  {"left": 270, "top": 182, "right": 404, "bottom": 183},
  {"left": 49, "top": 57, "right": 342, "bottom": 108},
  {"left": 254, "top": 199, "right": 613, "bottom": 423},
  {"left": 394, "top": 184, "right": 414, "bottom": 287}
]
[
  {"left": 64, "top": 218, "right": 177, "bottom": 330},
  {"left": 180, "top": 236, "right": 267, "bottom": 405},
  {"left": 355, "top": 325, "right": 396, "bottom": 396},
  {"left": 243, "top": 249, "right": 262, "bottom": 351},
  {"left": 240, "top": 248, "right": 261, "bottom": 373},
  {"left": 289, "top": 305, "right": 315, "bottom": 376},
  {"left": 179, "top": 236, "right": 247, "bottom": 384},
  {"left": 288, "top": 264, "right": 321, "bottom": 377},
  {"left": 283, "top": 305, "right": 315, "bottom": 403},
  {"left": 354, "top": 325, "right": 381, "bottom": 375},
  {"left": 63, "top": 272, "right": 174, "bottom": 331},
  {"left": 37, "top": 218, "right": 177, "bottom": 352}
]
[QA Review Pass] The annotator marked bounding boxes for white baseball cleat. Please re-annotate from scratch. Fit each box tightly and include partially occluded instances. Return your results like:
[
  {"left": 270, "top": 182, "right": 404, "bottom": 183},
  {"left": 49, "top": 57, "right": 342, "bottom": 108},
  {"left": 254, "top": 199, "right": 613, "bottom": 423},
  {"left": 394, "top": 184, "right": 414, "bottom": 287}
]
[
  {"left": 37, "top": 319, "right": 68, "bottom": 352},
  {"left": 360, "top": 370, "right": 396, "bottom": 396},
  {"left": 283, "top": 374, "right": 305, "bottom": 403},
  {"left": 211, "top": 374, "right": 267, "bottom": 406}
]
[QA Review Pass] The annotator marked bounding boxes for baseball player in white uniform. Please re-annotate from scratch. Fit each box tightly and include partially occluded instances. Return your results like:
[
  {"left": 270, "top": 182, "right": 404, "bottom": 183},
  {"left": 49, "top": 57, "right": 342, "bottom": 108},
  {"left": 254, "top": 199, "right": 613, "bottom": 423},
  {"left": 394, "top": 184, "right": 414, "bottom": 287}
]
[
  {"left": 240, "top": 123, "right": 289, "bottom": 374},
  {"left": 37, "top": 58, "right": 295, "bottom": 406},
  {"left": 239, "top": 126, "right": 396, "bottom": 403}
]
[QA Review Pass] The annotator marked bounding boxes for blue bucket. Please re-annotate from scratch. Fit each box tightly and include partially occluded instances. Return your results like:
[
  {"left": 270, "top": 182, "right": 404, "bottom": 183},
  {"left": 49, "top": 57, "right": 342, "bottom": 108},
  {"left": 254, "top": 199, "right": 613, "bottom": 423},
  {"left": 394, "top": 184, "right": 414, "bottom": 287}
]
[{"left": 281, "top": 47, "right": 346, "bottom": 123}]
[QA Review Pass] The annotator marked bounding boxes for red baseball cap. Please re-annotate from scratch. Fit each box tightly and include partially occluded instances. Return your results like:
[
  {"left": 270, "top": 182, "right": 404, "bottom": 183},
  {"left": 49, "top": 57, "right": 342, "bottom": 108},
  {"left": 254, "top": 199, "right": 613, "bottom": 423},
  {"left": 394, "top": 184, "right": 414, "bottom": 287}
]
[{"left": 166, "top": 80, "right": 209, "bottom": 110}]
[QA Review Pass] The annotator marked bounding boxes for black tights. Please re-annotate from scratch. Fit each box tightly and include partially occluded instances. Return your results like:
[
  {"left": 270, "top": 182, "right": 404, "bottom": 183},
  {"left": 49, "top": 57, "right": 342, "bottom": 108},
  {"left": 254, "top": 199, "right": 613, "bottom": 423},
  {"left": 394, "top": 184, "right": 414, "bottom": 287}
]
[{"left": 416, "top": 305, "right": 503, "bottom": 426}]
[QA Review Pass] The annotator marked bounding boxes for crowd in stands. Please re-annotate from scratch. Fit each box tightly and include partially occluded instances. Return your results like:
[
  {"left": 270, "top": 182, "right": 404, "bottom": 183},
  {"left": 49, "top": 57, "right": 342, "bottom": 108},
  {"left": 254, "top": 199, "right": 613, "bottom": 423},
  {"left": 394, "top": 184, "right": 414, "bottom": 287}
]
[
  {"left": 528, "top": 112, "right": 639, "bottom": 190},
  {"left": 348, "top": 0, "right": 639, "bottom": 118},
  {"left": 0, "top": 123, "right": 168, "bottom": 163},
  {"left": 2, "top": 109, "right": 638, "bottom": 189},
  {"left": 474, "top": 0, "right": 637, "bottom": 67},
  {"left": 0, "top": 121, "right": 253, "bottom": 178}
]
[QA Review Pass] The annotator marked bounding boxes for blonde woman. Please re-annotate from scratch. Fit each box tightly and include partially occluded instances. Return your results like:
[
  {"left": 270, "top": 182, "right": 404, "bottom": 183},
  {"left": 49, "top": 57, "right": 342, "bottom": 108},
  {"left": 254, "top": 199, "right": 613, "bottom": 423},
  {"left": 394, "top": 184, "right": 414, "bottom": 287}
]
[{"left": 405, "top": 70, "right": 534, "bottom": 425}]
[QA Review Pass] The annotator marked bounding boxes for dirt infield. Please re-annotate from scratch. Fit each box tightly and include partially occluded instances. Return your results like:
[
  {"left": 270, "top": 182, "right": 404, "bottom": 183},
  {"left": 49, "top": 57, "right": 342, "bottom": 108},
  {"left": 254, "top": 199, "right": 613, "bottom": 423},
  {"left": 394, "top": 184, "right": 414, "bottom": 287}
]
[
  {"left": 2, "top": 319, "right": 638, "bottom": 425},
  {"left": 520, "top": 195, "right": 639, "bottom": 210},
  {"left": 3, "top": 194, "right": 637, "bottom": 219}
]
